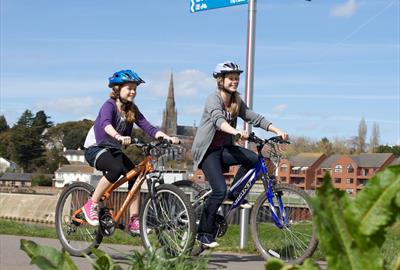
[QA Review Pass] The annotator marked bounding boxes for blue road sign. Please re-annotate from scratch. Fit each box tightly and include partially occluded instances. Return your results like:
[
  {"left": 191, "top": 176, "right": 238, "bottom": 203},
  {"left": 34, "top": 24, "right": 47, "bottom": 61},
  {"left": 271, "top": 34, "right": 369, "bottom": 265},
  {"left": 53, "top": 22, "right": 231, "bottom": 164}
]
[{"left": 190, "top": 0, "right": 248, "bottom": 13}]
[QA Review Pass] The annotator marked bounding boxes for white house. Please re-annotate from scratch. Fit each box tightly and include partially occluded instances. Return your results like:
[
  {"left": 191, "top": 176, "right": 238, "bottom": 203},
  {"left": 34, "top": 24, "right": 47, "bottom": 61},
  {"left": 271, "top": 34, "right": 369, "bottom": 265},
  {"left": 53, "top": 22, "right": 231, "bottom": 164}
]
[
  {"left": 63, "top": 149, "right": 86, "bottom": 164},
  {"left": 162, "top": 170, "right": 188, "bottom": 184},
  {"left": 53, "top": 164, "right": 102, "bottom": 188},
  {"left": 0, "top": 157, "right": 17, "bottom": 173}
]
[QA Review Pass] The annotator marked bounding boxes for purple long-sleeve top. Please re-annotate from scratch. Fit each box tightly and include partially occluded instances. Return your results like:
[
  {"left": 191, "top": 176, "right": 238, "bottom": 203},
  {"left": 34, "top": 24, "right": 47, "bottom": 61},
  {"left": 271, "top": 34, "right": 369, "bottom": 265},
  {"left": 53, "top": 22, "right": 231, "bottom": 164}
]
[{"left": 84, "top": 98, "right": 160, "bottom": 148}]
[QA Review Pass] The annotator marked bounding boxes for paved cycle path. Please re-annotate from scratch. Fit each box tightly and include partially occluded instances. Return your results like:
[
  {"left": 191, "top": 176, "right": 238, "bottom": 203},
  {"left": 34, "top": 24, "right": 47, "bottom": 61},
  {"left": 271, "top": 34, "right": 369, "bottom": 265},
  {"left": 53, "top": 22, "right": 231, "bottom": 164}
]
[{"left": 0, "top": 234, "right": 267, "bottom": 270}]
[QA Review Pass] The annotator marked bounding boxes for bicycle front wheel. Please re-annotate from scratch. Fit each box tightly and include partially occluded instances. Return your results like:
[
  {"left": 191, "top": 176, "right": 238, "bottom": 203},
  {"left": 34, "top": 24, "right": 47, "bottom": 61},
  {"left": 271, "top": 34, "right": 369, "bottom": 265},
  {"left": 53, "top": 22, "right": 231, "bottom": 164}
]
[
  {"left": 251, "top": 184, "right": 318, "bottom": 264},
  {"left": 55, "top": 182, "right": 103, "bottom": 256},
  {"left": 140, "top": 184, "right": 196, "bottom": 258}
]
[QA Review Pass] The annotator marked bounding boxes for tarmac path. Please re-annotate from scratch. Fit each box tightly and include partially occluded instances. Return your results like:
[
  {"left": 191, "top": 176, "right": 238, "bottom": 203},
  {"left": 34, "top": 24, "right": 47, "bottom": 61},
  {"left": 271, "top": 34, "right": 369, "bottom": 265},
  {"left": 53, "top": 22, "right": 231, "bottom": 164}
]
[{"left": 0, "top": 234, "right": 266, "bottom": 270}]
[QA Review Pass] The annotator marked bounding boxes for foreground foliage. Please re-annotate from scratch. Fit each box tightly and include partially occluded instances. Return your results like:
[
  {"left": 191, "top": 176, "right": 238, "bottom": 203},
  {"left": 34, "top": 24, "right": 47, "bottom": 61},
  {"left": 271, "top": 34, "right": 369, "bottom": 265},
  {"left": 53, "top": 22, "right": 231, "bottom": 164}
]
[
  {"left": 20, "top": 239, "right": 208, "bottom": 270},
  {"left": 265, "top": 165, "right": 400, "bottom": 270}
]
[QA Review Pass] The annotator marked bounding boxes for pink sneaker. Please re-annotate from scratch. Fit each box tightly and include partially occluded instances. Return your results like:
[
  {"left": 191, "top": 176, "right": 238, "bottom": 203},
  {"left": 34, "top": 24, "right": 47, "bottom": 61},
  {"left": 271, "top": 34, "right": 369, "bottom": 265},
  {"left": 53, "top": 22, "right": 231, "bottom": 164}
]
[
  {"left": 128, "top": 216, "right": 140, "bottom": 235},
  {"left": 81, "top": 199, "right": 99, "bottom": 226}
]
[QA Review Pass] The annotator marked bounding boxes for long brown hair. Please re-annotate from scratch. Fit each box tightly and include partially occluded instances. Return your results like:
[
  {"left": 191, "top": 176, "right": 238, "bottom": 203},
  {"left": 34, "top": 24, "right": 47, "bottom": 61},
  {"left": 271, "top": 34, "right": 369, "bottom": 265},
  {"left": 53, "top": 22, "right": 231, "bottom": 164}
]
[
  {"left": 216, "top": 77, "right": 241, "bottom": 118},
  {"left": 109, "top": 85, "right": 137, "bottom": 123}
]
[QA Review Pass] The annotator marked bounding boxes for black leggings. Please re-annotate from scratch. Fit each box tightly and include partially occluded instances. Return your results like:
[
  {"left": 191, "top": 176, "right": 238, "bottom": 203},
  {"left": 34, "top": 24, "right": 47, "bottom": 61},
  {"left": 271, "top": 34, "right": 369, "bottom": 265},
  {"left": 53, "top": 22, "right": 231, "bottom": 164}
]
[
  {"left": 96, "top": 149, "right": 135, "bottom": 187},
  {"left": 198, "top": 145, "right": 258, "bottom": 236}
]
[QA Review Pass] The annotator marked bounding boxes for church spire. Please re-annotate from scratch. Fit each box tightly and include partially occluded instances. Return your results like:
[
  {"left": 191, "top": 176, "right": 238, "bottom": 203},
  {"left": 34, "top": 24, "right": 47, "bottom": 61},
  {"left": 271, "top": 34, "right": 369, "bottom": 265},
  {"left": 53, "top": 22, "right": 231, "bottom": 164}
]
[
  {"left": 167, "top": 72, "right": 175, "bottom": 108},
  {"left": 162, "top": 72, "right": 177, "bottom": 135}
]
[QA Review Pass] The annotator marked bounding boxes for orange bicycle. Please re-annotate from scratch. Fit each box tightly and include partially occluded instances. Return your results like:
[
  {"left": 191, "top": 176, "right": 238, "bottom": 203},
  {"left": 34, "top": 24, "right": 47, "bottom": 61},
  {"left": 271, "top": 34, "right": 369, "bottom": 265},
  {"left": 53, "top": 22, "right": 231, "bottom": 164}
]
[{"left": 55, "top": 138, "right": 195, "bottom": 257}]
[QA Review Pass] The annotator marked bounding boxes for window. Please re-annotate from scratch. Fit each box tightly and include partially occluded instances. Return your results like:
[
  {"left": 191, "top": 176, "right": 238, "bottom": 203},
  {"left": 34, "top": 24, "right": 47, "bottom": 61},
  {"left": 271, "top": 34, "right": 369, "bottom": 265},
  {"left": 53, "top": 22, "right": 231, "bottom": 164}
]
[
  {"left": 358, "top": 179, "right": 368, "bottom": 186},
  {"left": 335, "top": 165, "right": 342, "bottom": 173},
  {"left": 346, "top": 178, "right": 353, "bottom": 184},
  {"left": 334, "top": 178, "right": 341, "bottom": 183},
  {"left": 347, "top": 164, "right": 354, "bottom": 173},
  {"left": 280, "top": 164, "right": 287, "bottom": 173},
  {"left": 291, "top": 167, "right": 301, "bottom": 174}
]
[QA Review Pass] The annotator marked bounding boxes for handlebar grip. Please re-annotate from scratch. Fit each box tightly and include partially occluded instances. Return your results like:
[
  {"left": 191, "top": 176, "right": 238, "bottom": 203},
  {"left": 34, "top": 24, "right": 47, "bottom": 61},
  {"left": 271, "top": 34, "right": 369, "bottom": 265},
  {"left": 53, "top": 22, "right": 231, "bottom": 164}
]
[{"left": 233, "top": 133, "right": 241, "bottom": 141}]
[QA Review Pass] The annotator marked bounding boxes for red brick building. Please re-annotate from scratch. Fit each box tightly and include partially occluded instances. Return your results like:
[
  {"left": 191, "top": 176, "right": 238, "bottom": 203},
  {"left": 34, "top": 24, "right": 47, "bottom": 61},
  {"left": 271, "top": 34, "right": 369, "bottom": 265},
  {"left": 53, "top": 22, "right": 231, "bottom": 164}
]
[
  {"left": 191, "top": 151, "right": 396, "bottom": 197},
  {"left": 277, "top": 153, "right": 326, "bottom": 190},
  {"left": 315, "top": 153, "right": 396, "bottom": 196}
]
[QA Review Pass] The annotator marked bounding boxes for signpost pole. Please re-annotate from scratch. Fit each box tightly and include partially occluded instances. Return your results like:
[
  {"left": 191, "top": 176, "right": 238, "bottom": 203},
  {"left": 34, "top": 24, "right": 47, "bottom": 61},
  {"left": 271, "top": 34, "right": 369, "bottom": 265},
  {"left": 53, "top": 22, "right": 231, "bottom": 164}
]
[
  {"left": 244, "top": 0, "right": 256, "bottom": 138},
  {"left": 240, "top": 0, "right": 256, "bottom": 249}
]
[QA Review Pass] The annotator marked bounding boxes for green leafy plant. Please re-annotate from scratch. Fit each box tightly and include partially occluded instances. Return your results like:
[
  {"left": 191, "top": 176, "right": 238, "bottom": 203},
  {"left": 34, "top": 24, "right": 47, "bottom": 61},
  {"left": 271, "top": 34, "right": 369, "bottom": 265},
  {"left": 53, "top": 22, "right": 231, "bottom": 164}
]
[
  {"left": 20, "top": 239, "right": 208, "bottom": 270},
  {"left": 265, "top": 165, "right": 400, "bottom": 270},
  {"left": 20, "top": 239, "right": 78, "bottom": 270}
]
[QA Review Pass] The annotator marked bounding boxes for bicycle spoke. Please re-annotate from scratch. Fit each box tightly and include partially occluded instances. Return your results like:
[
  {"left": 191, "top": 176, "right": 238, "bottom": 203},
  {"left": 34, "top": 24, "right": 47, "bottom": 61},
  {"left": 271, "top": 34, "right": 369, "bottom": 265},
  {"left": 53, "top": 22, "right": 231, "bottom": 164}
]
[
  {"left": 140, "top": 185, "right": 195, "bottom": 258},
  {"left": 251, "top": 184, "right": 317, "bottom": 264},
  {"left": 55, "top": 183, "right": 102, "bottom": 256}
]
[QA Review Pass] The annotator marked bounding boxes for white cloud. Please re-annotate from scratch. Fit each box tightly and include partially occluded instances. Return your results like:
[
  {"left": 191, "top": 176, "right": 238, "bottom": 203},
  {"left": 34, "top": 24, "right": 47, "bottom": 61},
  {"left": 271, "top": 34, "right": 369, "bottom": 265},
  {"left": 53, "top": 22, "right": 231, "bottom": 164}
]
[
  {"left": 34, "top": 96, "right": 97, "bottom": 115},
  {"left": 258, "top": 94, "right": 399, "bottom": 101},
  {"left": 330, "top": 0, "right": 359, "bottom": 18},
  {"left": 272, "top": 104, "right": 288, "bottom": 115},
  {"left": 1, "top": 79, "right": 105, "bottom": 98},
  {"left": 143, "top": 69, "right": 214, "bottom": 97},
  {"left": 181, "top": 105, "right": 204, "bottom": 116}
]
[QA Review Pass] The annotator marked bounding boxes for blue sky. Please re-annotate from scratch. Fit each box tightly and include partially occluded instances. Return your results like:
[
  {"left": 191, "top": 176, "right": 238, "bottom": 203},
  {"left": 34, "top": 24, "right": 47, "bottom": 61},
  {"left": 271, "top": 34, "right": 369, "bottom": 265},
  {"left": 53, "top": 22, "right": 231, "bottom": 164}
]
[{"left": 1, "top": 0, "right": 399, "bottom": 145}]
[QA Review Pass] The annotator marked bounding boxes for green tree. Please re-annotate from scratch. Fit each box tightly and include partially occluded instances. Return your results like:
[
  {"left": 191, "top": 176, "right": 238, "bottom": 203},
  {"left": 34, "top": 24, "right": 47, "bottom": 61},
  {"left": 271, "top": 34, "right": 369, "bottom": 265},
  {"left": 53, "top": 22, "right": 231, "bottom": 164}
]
[
  {"left": 369, "top": 122, "right": 380, "bottom": 153},
  {"left": 316, "top": 137, "right": 334, "bottom": 156},
  {"left": 32, "top": 111, "right": 53, "bottom": 135},
  {"left": 45, "top": 148, "right": 69, "bottom": 173},
  {"left": 10, "top": 110, "right": 45, "bottom": 172},
  {"left": 283, "top": 136, "right": 317, "bottom": 158},
  {"left": 63, "top": 129, "right": 87, "bottom": 150},
  {"left": 0, "top": 131, "right": 12, "bottom": 159},
  {"left": 357, "top": 117, "right": 367, "bottom": 154},
  {"left": 47, "top": 120, "right": 93, "bottom": 150},
  {"left": 0, "top": 115, "right": 10, "bottom": 133},
  {"left": 31, "top": 174, "right": 52, "bottom": 186},
  {"left": 377, "top": 145, "right": 400, "bottom": 157}
]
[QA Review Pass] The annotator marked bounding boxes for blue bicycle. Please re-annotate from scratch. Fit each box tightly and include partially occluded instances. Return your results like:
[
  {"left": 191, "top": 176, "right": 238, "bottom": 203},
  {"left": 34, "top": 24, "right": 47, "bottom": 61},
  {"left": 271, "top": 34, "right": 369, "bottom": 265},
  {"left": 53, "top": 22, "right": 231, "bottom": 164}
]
[{"left": 174, "top": 133, "right": 318, "bottom": 264}]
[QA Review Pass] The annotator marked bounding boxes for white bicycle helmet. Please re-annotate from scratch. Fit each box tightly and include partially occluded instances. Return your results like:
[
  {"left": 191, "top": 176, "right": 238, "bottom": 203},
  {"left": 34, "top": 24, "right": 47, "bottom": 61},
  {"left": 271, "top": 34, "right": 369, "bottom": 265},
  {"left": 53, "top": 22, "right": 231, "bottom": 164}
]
[{"left": 213, "top": 61, "right": 243, "bottom": 78}]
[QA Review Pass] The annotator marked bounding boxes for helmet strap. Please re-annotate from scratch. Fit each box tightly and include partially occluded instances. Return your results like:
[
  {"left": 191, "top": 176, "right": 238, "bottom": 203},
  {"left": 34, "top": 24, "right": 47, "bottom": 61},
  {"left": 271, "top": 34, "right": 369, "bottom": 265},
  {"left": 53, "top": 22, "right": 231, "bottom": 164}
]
[
  {"left": 118, "top": 96, "right": 130, "bottom": 105},
  {"left": 219, "top": 75, "right": 236, "bottom": 95}
]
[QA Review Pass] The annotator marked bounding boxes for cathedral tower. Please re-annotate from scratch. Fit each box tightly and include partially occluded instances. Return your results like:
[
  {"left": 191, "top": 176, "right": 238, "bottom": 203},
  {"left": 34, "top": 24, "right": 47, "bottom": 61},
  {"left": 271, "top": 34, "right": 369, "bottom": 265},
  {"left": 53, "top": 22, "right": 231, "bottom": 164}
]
[{"left": 162, "top": 73, "right": 177, "bottom": 135}]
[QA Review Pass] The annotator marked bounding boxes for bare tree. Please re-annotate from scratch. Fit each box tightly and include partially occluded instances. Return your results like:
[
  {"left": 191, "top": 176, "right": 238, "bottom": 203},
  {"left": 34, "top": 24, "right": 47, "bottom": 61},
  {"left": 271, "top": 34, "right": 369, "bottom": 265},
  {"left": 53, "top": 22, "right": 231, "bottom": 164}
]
[
  {"left": 357, "top": 117, "right": 367, "bottom": 154},
  {"left": 369, "top": 122, "right": 380, "bottom": 153}
]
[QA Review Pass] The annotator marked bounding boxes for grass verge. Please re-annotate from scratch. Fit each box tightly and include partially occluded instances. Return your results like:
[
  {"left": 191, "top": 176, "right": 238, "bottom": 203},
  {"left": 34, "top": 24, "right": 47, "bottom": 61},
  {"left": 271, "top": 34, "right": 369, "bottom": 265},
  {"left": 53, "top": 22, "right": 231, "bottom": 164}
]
[{"left": 1, "top": 218, "right": 399, "bottom": 265}]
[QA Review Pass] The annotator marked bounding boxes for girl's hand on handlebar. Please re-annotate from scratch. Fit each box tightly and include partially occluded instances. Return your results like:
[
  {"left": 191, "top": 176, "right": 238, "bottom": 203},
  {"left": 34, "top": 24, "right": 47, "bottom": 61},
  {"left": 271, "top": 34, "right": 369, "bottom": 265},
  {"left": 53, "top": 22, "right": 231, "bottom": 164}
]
[
  {"left": 116, "top": 135, "right": 131, "bottom": 145},
  {"left": 274, "top": 130, "right": 289, "bottom": 151},
  {"left": 276, "top": 131, "right": 289, "bottom": 141},
  {"left": 169, "top": 136, "right": 181, "bottom": 144},
  {"left": 235, "top": 130, "right": 249, "bottom": 140}
]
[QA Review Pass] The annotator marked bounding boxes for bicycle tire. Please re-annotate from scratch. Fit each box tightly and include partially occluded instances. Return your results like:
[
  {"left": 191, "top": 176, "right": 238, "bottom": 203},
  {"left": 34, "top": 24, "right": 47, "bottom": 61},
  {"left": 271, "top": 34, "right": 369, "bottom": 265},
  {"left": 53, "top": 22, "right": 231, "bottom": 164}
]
[
  {"left": 55, "top": 182, "right": 103, "bottom": 256},
  {"left": 251, "top": 183, "right": 318, "bottom": 264},
  {"left": 139, "top": 184, "right": 196, "bottom": 258},
  {"left": 173, "top": 180, "right": 205, "bottom": 222},
  {"left": 173, "top": 180, "right": 206, "bottom": 256}
]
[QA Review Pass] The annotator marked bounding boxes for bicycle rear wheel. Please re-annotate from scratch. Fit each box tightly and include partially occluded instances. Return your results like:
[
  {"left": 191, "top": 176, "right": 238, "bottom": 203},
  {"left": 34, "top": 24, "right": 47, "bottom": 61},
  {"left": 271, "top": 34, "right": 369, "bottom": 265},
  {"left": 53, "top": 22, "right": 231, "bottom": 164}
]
[
  {"left": 251, "top": 184, "right": 318, "bottom": 264},
  {"left": 140, "top": 184, "right": 196, "bottom": 258},
  {"left": 173, "top": 180, "right": 207, "bottom": 256},
  {"left": 173, "top": 180, "right": 205, "bottom": 226},
  {"left": 55, "top": 182, "right": 103, "bottom": 256}
]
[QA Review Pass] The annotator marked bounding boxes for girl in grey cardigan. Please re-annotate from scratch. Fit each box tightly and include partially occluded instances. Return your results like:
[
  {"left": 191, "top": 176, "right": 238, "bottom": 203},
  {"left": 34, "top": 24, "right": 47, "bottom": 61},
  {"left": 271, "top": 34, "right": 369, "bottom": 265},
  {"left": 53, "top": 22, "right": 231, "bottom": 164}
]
[{"left": 192, "top": 61, "right": 288, "bottom": 248}]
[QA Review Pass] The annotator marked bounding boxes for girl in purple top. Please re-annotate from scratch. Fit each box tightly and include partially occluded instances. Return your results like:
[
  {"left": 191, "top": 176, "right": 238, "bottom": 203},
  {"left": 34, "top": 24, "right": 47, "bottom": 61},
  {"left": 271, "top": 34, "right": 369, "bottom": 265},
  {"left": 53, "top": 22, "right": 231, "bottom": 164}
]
[{"left": 82, "top": 69, "right": 179, "bottom": 233}]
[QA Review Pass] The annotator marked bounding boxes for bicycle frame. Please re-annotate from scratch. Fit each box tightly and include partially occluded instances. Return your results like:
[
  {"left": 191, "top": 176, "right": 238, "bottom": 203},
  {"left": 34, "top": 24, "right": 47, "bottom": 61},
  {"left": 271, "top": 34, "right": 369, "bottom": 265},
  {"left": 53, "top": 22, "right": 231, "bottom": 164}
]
[
  {"left": 71, "top": 151, "right": 163, "bottom": 226},
  {"left": 224, "top": 144, "right": 289, "bottom": 229}
]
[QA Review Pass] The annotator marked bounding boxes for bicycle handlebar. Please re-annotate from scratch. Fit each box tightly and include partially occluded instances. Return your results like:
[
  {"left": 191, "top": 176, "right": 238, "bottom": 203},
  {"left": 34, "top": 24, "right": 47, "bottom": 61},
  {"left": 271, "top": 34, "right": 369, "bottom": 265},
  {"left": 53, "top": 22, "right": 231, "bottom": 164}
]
[
  {"left": 131, "top": 137, "right": 181, "bottom": 157},
  {"left": 234, "top": 132, "right": 290, "bottom": 145}
]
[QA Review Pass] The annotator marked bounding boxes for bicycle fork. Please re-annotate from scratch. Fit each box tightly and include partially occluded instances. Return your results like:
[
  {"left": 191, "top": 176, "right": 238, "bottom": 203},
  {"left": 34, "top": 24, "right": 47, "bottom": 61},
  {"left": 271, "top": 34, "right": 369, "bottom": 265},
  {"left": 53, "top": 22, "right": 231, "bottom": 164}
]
[
  {"left": 146, "top": 174, "right": 163, "bottom": 224},
  {"left": 266, "top": 177, "right": 288, "bottom": 229}
]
